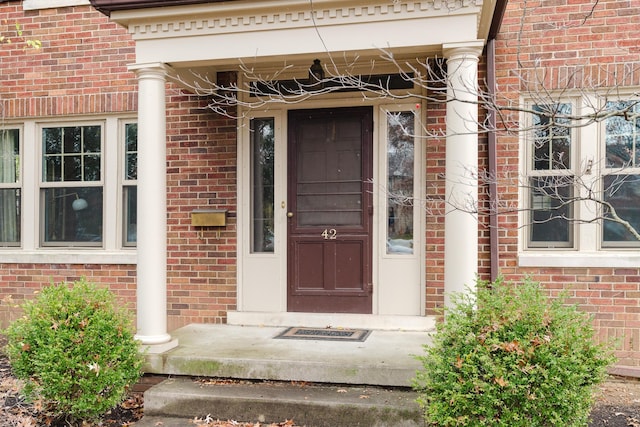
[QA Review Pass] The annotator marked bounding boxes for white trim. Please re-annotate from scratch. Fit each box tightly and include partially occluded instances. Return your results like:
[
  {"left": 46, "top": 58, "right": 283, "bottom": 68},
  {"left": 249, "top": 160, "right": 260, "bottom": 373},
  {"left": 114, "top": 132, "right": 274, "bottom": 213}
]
[
  {"left": 237, "top": 110, "right": 286, "bottom": 312},
  {"left": 0, "top": 251, "right": 136, "bottom": 265},
  {"left": 114, "top": 1, "right": 484, "bottom": 66},
  {"left": 23, "top": 0, "right": 89, "bottom": 10},
  {"left": 228, "top": 311, "right": 436, "bottom": 332},
  {"left": 377, "top": 103, "right": 426, "bottom": 316},
  {"left": 518, "top": 252, "right": 640, "bottom": 268}
]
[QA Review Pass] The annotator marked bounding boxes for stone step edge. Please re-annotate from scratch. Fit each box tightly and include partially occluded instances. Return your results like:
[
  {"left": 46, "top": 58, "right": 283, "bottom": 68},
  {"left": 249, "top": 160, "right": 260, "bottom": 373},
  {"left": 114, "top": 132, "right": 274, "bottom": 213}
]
[{"left": 143, "top": 377, "right": 424, "bottom": 427}]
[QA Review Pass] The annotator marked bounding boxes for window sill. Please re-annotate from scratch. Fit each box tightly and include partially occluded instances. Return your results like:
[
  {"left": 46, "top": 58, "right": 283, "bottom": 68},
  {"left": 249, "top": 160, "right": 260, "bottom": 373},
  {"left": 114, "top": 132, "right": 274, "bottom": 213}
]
[
  {"left": 518, "top": 251, "right": 640, "bottom": 268},
  {"left": 0, "top": 250, "right": 136, "bottom": 265},
  {"left": 23, "top": 0, "right": 89, "bottom": 10}
]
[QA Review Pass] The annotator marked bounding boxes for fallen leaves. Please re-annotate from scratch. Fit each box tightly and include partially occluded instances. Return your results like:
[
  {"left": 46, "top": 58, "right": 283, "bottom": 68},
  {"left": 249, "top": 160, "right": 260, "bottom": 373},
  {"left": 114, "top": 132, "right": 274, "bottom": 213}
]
[
  {"left": 627, "top": 416, "right": 640, "bottom": 427},
  {"left": 493, "top": 376, "right": 508, "bottom": 387},
  {"left": 190, "top": 416, "right": 298, "bottom": 427}
]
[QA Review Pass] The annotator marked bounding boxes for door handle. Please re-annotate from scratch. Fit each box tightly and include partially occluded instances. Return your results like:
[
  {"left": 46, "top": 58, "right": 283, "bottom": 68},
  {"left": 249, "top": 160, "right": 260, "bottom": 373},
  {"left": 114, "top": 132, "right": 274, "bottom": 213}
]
[{"left": 287, "top": 212, "right": 294, "bottom": 218}]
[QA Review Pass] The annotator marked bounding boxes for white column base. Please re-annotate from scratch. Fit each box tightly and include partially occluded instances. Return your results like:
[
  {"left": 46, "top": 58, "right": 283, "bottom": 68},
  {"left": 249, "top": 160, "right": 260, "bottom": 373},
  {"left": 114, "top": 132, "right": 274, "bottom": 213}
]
[{"left": 138, "top": 337, "right": 179, "bottom": 354}]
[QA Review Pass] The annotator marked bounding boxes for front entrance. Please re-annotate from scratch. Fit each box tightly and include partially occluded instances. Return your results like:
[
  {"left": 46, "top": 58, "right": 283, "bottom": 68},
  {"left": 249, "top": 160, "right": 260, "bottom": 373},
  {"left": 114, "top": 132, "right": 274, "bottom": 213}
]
[{"left": 287, "top": 107, "right": 373, "bottom": 313}]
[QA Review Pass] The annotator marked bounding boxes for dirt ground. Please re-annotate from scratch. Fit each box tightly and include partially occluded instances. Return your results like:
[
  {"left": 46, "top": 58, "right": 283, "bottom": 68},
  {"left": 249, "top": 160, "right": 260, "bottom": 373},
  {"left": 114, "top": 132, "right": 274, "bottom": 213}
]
[{"left": 589, "top": 379, "right": 640, "bottom": 426}]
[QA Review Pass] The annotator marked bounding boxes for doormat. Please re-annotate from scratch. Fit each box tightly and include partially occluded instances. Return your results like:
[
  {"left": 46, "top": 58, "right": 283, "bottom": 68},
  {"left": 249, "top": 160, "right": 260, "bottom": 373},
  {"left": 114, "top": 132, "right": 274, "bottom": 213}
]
[{"left": 274, "top": 327, "right": 372, "bottom": 342}]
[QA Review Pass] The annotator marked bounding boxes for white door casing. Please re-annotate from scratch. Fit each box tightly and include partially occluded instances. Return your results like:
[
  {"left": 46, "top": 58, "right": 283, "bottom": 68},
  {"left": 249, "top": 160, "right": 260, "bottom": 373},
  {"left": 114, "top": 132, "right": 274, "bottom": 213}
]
[{"left": 238, "top": 99, "right": 425, "bottom": 316}]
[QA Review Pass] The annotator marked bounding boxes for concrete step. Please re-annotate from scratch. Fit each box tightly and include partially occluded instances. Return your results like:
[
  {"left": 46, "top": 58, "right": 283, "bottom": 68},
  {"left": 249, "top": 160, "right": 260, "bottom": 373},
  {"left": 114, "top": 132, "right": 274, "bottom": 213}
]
[
  {"left": 137, "top": 377, "right": 424, "bottom": 427},
  {"left": 144, "top": 325, "right": 432, "bottom": 388}
]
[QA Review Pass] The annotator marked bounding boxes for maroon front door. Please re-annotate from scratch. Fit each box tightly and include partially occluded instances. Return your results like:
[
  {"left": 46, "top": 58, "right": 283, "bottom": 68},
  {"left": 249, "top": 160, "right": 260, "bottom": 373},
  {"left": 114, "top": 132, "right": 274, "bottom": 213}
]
[{"left": 287, "top": 107, "right": 373, "bottom": 313}]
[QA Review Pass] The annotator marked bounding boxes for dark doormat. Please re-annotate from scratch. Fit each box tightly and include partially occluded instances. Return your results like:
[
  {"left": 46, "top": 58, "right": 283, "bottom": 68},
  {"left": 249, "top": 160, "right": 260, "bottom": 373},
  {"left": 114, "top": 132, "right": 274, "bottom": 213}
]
[{"left": 274, "top": 327, "right": 372, "bottom": 342}]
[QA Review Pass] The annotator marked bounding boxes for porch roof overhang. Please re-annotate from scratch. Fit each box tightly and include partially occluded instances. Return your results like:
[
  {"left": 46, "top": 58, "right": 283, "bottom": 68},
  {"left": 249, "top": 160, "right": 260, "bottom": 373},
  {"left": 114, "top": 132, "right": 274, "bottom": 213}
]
[
  {"left": 89, "top": 0, "right": 500, "bottom": 72},
  {"left": 90, "top": 0, "right": 233, "bottom": 16}
]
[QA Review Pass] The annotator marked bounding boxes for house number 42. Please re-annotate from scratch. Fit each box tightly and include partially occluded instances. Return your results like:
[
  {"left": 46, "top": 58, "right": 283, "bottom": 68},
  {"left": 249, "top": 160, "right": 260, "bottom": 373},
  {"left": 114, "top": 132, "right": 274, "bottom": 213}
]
[{"left": 321, "top": 229, "right": 337, "bottom": 240}]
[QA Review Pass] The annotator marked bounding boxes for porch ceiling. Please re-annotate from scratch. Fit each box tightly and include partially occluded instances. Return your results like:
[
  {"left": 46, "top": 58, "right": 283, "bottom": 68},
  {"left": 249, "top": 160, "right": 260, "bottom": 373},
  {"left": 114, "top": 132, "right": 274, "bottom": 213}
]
[{"left": 95, "top": 0, "right": 496, "bottom": 71}]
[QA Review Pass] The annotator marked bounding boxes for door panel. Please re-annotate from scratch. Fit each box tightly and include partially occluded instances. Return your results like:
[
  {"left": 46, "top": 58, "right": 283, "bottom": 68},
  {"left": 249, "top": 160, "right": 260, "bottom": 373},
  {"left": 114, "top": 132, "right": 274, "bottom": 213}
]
[{"left": 287, "top": 107, "right": 373, "bottom": 313}]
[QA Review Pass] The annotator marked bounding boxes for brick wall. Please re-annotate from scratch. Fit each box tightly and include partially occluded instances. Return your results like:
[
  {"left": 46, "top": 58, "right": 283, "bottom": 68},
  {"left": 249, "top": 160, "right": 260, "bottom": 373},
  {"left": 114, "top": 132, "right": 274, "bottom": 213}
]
[
  {"left": 494, "top": 0, "right": 640, "bottom": 367},
  {"left": 0, "top": 264, "right": 137, "bottom": 327},
  {"left": 165, "top": 92, "right": 238, "bottom": 330},
  {"left": 0, "top": 3, "right": 139, "bottom": 324},
  {"left": 0, "top": 3, "right": 240, "bottom": 331}
]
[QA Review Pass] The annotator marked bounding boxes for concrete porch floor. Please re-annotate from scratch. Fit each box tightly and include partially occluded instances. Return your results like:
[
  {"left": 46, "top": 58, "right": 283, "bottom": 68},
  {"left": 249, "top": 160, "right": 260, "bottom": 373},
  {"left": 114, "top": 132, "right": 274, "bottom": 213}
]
[{"left": 144, "top": 323, "right": 434, "bottom": 387}]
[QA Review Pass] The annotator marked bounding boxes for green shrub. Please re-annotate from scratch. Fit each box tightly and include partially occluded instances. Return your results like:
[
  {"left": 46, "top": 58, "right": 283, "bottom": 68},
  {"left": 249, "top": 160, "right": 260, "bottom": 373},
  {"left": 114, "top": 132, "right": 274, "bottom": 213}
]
[
  {"left": 4, "top": 279, "right": 143, "bottom": 424},
  {"left": 413, "top": 278, "right": 615, "bottom": 427}
]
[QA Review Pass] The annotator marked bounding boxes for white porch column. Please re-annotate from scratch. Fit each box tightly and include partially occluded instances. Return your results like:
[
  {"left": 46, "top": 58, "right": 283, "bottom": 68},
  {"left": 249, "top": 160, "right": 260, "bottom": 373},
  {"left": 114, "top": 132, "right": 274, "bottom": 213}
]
[
  {"left": 129, "top": 63, "right": 175, "bottom": 350},
  {"left": 442, "top": 41, "right": 485, "bottom": 308}
]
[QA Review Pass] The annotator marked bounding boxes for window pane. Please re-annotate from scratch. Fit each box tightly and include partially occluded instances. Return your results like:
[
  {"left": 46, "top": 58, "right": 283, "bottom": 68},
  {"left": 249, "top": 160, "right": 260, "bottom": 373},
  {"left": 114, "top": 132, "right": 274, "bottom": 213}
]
[
  {"left": 1, "top": 129, "right": 20, "bottom": 183},
  {"left": 0, "top": 189, "right": 20, "bottom": 244},
  {"left": 602, "top": 175, "right": 640, "bottom": 245},
  {"left": 124, "top": 186, "right": 137, "bottom": 244},
  {"left": 386, "top": 111, "right": 414, "bottom": 254},
  {"left": 43, "top": 127, "right": 61, "bottom": 155},
  {"left": 42, "top": 125, "right": 102, "bottom": 182},
  {"left": 125, "top": 123, "right": 138, "bottom": 180},
  {"left": 63, "top": 155, "right": 82, "bottom": 181},
  {"left": 605, "top": 101, "right": 639, "bottom": 168},
  {"left": 43, "top": 187, "right": 103, "bottom": 244},
  {"left": 84, "top": 126, "right": 101, "bottom": 152},
  {"left": 84, "top": 155, "right": 101, "bottom": 181},
  {"left": 1, "top": 130, "right": 21, "bottom": 245},
  {"left": 529, "top": 176, "right": 573, "bottom": 246},
  {"left": 250, "top": 118, "right": 275, "bottom": 253},
  {"left": 532, "top": 104, "right": 572, "bottom": 170},
  {"left": 44, "top": 157, "right": 62, "bottom": 182},
  {"left": 63, "top": 126, "right": 82, "bottom": 153}
]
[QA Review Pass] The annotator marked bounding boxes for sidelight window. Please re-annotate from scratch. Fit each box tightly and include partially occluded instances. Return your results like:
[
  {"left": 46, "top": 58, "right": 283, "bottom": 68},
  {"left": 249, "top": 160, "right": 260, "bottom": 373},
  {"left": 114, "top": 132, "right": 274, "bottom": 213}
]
[
  {"left": 250, "top": 117, "right": 275, "bottom": 253},
  {"left": 386, "top": 111, "right": 415, "bottom": 254}
]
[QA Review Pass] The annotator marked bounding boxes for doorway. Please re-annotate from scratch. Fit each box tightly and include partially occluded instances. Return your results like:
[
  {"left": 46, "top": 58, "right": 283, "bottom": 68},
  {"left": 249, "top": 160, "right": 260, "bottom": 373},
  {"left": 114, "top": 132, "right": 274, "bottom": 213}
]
[{"left": 287, "top": 107, "right": 373, "bottom": 313}]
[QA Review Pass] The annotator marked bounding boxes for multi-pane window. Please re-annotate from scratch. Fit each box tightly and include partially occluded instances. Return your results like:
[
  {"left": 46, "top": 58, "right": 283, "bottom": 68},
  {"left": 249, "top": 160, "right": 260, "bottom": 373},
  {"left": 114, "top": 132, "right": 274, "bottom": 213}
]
[
  {"left": 41, "top": 125, "right": 103, "bottom": 246},
  {"left": 386, "top": 111, "right": 414, "bottom": 254},
  {"left": 527, "top": 103, "right": 574, "bottom": 248},
  {"left": 524, "top": 98, "right": 640, "bottom": 253},
  {"left": 0, "top": 118, "right": 136, "bottom": 255},
  {"left": 123, "top": 122, "right": 138, "bottom": 246},
  {"left": 602, "top": 101, "right": 640, "bottom": 246},
  {"left": 250, "top": 117, "right": 275, "bottom": 253},
  {"left": 0, "top": 129, "right": 21, "bottom": 246}
]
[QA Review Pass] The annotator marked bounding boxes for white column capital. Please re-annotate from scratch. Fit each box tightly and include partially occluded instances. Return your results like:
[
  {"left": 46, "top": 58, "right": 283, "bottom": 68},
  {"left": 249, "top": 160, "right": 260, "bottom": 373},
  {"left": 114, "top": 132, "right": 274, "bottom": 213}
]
[
  {"left": 442, "top": 41, "right": 485, "bottom": 61},
  {"left": 128, "top": 62, "right": 173, "bottom": 74}
]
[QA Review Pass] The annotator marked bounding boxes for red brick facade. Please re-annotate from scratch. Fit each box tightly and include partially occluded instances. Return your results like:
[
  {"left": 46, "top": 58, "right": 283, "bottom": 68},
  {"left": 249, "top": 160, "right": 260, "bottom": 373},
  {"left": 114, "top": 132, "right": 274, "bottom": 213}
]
[
  {"left": 1, "top": 2, "right": 138, "bottom": 324},
  {"left": 1, "top": 0, "right": 639, "bottom": 368},
  {"left": 494, "top": 0, "right": 640, "bottom": 367}
]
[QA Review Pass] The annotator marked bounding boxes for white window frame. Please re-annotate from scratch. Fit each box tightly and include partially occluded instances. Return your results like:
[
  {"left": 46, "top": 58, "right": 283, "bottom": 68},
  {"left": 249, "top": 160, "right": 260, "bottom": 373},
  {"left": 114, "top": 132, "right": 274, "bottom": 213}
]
[
  {"left": 121, "top": 120, "right": 138, "bottom": 248},
  {"left": 0, "top": 117, "right": 136, "bottom": 264},
  {"left": 39, "top": 121, "right": 105, "bottom": 248},
  {"left": 519, "top": 92, "right": 640, "bottom": 268},
  {"left": 600, "top": 100, "right": 640, "bottom": 248},
  {"left": 523, "top": 101, "right": 577, "bottom": 250},
  {"left": 23, "top": 0, "right": 89, "bottom": 11}
]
